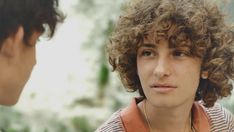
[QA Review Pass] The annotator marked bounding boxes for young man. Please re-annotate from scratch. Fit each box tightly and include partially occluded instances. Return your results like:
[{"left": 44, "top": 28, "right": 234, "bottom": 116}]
[
  {"left": 0, "top": 0, "right": 64, "bottom": 106},
  {"left": 96, "top": 0, "right": 234, "bottom": 131}
]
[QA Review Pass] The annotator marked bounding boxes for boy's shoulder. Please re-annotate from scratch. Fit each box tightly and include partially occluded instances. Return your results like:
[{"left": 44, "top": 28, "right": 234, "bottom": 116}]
[
  {"left": 200, "top": 102, "right": 234, "bottom": 131},
  {"left": 95, "top": 110, "right": 125, "bottom": 132}
]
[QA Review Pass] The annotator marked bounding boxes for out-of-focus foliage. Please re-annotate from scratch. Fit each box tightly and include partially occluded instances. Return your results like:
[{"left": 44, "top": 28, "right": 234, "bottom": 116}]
[
  {"left": 72, "top": 117, "right": 94, "bottom": 132},
  {"left": 0, "top": 107, "right": 29, "bottom": 132},
  {"left": 71, "top": 0, "right": 127, "bottom": 106},
  {"left": 0, "top": 106, "right": 76, "bottom": 132}
]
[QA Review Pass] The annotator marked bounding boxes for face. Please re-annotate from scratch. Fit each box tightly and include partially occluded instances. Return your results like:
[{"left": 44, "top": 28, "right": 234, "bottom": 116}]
[
  {"left": 137, "top": 34, "right": 202, "bottom": 108},
  {"left": 0, "top": 27, "right": 40, "bottom": 105}
]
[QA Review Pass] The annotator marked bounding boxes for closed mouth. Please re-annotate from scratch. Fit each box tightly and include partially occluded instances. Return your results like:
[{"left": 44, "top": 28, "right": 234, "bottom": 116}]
[{"left": 150, "top": 84, "right": 177, "bottom": 89}]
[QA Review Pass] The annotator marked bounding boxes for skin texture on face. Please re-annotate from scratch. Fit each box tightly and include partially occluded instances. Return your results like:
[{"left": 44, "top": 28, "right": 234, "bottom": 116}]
[
  {"left": 0, "top": 26, "right": 40, "bottom": 105},
  {"left": 137, "top": 34, "right": 202, "bottom": 109}
]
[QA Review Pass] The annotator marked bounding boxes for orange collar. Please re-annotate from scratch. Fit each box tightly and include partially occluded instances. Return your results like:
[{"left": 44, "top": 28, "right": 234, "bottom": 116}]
[
  {"left": 120, "top": 98, "right": 210, "bottom": 132},
  {"left": 192, "top": 102, "right": 211, "bottom": 132}
]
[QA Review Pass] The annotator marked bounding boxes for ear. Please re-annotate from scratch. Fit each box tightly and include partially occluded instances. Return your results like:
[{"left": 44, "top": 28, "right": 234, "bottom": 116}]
[
  {"left": 27, "top": 31, "right": 42, "bottom": 46},
  {"left": 201, "top": 71, "right": 209, "bottom": 79},
  {"left": 0, "top": 26, "right": 24, "bottom": 58}
]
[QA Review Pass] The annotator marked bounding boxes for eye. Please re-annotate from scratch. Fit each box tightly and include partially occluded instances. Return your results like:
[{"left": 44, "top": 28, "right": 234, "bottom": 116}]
[
  {"left": 172, "top": 50, "right": 190, "bottom": 57},
  {"left": 137, "top": 48, "right": 156, "bottom": 58},
  {"left": 142, "top": 50, "right": 152, "bottom": 56},
  {"left": 139, "top": 50, "right": 155, "bottom": 57}
]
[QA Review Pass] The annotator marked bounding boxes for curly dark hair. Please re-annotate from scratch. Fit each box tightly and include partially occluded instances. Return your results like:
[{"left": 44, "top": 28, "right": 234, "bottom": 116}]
[
  {"left": 0, "top": 0, "right": 65, "bottom": 45},
  {"left": 106, "top": 0, "right": 234, "bottom": 107}
]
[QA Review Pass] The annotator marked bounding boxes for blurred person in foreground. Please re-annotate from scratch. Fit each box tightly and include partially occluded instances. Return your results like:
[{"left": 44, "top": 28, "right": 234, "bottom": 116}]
[
  {"left": 0, "top": 0, "right": 64, "bottom": 106},
  {"left": 96, "top": 0, "right": 234, "bottom": 131}
]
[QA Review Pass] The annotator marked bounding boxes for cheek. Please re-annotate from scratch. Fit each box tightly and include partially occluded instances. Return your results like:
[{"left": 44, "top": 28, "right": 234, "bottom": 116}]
[
  {"left": 137, "top": 61, "right": 156, "bottom": 88},
  {"left": 137, "top": 60, "right": 147, "bottom": 83},
  {"left": 137, "top": 60, "right": 151, "bottom": 77},
  {"left": 189, "top": 72, "right": 200, "bottom": 89},
  {"left": 29, "top": 47, "right": 36, "bottom": 67},
  {"left": 181, "top": 65, "right": 201, "bottom": 91}
]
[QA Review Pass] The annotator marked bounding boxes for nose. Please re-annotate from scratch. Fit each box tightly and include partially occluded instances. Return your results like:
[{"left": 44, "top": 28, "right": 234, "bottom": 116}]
[{"left": 153, "top": 57, "right": 171, "bottom": 79}]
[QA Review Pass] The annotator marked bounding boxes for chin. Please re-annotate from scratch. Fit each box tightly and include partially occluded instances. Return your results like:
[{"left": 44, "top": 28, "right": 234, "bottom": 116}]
[
  {"left": 0, "top": 95, "right": 20, "bottom": 106},
  {"left": 154, "top": 103, "right": 176, "bottom": 108},
  {"left": 151, "top": 99, "right": 179, "bottom": 108}
]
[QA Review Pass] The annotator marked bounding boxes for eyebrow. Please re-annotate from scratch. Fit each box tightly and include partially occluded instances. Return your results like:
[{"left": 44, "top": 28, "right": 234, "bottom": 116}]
[
  {"left": 139, "top": 43, "right": 190, "bottom": 51},
  {"left": 140, "top": 43, "right": 157, "bottom": 48}
]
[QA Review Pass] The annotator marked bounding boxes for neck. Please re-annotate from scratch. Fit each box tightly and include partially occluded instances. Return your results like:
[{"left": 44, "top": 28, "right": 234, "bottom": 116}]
[{"left": 139, "top": 99, "right": 194, "bottom": 132}]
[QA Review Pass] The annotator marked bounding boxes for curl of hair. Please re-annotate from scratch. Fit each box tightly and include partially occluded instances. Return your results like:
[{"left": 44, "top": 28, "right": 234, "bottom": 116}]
[
  {"left": 0, "top": 0, "right": 65, "bottom": 45},
  {"left": 106, "top": 0, "right": 234, "bottom": 107}
]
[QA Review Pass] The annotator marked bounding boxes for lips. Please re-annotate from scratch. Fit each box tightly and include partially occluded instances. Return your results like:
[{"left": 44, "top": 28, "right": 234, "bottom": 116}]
[
  {"left": 150, "top": 84, "right": 177, "bottom": 88},
  {"left": 150, "top": 83, "right": 177, "bottom": 93}
]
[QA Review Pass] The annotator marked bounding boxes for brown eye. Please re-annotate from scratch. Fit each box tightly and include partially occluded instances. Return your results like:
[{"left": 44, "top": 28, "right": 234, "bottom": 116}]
[
  {"left": 142, "top": 51, "right": 152, "bottom": 56},
  {"left": 172, "top": 50, "right": 189, "bottom": 57}
]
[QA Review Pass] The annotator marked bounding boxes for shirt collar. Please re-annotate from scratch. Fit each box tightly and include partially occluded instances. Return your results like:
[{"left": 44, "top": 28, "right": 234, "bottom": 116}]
[
  {"left": 192, "top": 101, "right": 210, "bottom": 132},
  {"left": 120, "top": 98, "right": 210, "bottom": 132}
]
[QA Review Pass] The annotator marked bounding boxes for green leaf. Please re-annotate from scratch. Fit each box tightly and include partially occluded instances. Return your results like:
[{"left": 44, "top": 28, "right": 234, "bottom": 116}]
[{"left": 98, "top": 63, "right": 109, "bottom": 88}]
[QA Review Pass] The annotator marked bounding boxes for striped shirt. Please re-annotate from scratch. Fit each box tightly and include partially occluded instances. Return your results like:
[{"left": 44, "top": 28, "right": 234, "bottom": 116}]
[
  {"left": 96, "top": 99, "right": 234, "bottom": 132},
  {"left": 204, "top": 103, "right": 234, "bottom": 131}
]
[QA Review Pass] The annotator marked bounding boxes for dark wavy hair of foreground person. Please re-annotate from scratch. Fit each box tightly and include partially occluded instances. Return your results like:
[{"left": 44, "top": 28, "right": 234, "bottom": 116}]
[
  {"left": 106, "top": 0, "right": 234, "bottom": 107},
  {"left": 0, "top": 0, "right": 65, "bottom": 45}
]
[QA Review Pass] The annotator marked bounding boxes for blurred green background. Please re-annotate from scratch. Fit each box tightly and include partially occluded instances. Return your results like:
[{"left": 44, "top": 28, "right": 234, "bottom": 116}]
[{"left": 0, "top": 0, "right": 233, "bottom": 132}]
